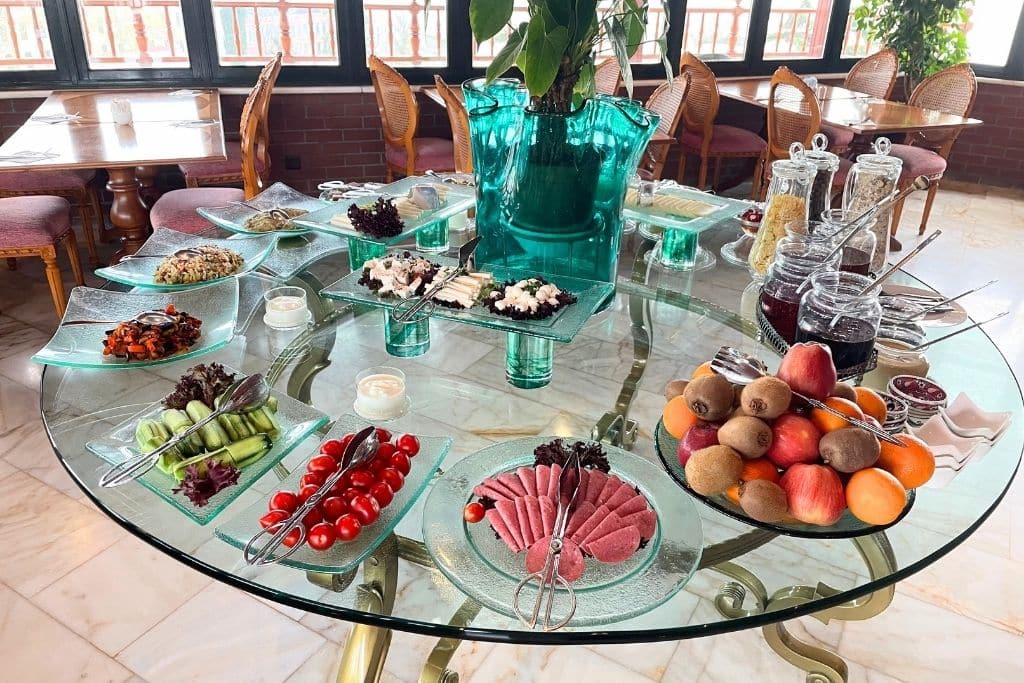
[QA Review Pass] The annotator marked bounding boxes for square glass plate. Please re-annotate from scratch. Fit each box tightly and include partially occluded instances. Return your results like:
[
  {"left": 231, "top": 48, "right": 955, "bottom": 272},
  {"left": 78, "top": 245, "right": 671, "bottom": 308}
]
[
  {"left": 95, "top": 227, "right": 277, "bottom": 291},
  {"left": 196, "top": 182, "right": 330, "bottom": 236},
  {"left": 291, "top": 176, "right": 475, "bottom": 244},
  {"left": 623, "top": 184, "right": 751, "bottom": 233},
  {"left": 215, "top": 414, "right": 452, "bottom": 573},
  {"left": 319, "top": 251, "right": 613, "bottom": 343},
  {"left": 86, "top": 374, "right": 329, "bottom": 525},
  {"left": 234, "top": 231, "right": 348, "bottom": 280},
  {"left": 31, "top": 279, "right": 239, "bottom": 369}
]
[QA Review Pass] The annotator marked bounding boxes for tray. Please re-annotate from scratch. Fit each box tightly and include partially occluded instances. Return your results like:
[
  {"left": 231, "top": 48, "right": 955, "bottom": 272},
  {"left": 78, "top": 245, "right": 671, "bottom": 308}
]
[
  {"left": 196, "top": 182, "right": 329, "bottom": 236},
  {"left": 238, "top": 231, "right": 348, "bottom": 279},
  {"left": 623, "top": 183, "right": 751, "bottom": 233},
  {"left": 215, "top": 414, "right": 451, "bottom": 573}
]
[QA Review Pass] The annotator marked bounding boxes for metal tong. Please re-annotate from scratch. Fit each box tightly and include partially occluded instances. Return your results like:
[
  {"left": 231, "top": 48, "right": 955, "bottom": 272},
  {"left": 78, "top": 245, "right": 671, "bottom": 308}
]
[
  {"left": 512, "top": 453, "right": 583, "bottom": 631},
  {"left": 710, "top": 346, "right": 902, "bottom": 445},
  {"left": 229, "top": 200, "right": 292, "bottom": 222},
  {"left": 391, "top": 236, "right": 482, "bottom": 323},
  {"left": 243, "top": 426, "right": 378, "bottom": 566}
]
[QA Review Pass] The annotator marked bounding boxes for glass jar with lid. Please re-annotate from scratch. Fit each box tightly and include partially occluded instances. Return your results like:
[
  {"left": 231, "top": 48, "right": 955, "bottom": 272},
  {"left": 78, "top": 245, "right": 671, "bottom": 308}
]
[
  {"left": 748, "top": 157, "right": 813, "bottom": 277},
  {"left": 802, "top": 135, "right": 841, "bottom": 223},
  {"left": 862, "top": 332, "right": 930, "bottom": 393},
  {"left": 819, "top": 208, "right": 876, "bottom": 275},
  {"left": 795, "top": 270, "right": 882, "bottom": 374},
  {"left": 842, "top": 138, "right": 902, "bottom": 273},
  {"left": 759, "top": 239, "right": 840, "bottom": 344}
]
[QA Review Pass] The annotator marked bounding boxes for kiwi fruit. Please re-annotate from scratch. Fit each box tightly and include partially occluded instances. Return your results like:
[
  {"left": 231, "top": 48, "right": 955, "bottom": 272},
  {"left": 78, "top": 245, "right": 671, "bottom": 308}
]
[
  {"left": 664, "top": 379, "right": 689, "bottom": 402},
  {"left": 831, "top": 382, "right": 858, "bottom": 401},
  {"left": 819, "top": 427, "right": 880, "bottom": 473},
  {"left": 740, "top": 376, "right": 792, "bottom": 419},
  {"left": 739, "top": 479, "right": 789, "bottom": 523},
  {"left": 717, "top": 416, "right": 773, "bottom": 459},
  {"left": 733, "top": 384, "right": 744, "bottom": 408},
  {"left": 683, "top": 375, "right": 735, "bottom": 422},
  {"left": 685, "top": 445, "right": 743, "bottom": 495}
]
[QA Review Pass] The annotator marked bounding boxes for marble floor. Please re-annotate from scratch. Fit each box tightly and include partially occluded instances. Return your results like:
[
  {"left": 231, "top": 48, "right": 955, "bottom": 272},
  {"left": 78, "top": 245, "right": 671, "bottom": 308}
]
[{"left": 1, "top": 182, "right": 1022, "bottom": 682}]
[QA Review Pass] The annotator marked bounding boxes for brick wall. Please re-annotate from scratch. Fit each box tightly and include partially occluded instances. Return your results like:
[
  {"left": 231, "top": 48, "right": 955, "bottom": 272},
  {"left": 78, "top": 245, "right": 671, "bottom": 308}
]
[{"left": 943, "top": 81, "right": 1024, "bottom": 187}]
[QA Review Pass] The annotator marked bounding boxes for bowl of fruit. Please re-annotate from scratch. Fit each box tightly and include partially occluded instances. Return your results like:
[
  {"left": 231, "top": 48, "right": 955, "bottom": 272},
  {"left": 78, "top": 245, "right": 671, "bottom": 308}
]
[
  {"left": 738, "top": 205, "right": 764, "bottom": 236},
  {"left": 655, "top": 343, "right": 935, "bottom": 538}
]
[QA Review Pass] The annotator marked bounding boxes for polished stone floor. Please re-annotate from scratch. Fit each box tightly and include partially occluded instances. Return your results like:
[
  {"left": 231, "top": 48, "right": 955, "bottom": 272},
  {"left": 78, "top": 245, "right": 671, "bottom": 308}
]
[{"left": 0, "top": 182, "right": 1021, "bottom": 682}]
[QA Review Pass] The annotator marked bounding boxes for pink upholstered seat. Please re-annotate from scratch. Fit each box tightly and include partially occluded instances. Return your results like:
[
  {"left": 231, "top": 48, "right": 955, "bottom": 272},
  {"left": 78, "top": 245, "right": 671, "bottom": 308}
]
[
  {"left": 384, "top": 137, "right": 456, "bottom": 174},
  {"left": 0, "top": 169, "right": 95, "bottom": 192},
  {"left": 0, "top": 195, "right": 72, "bottom": 247},
  {"left": 819, "top": 124, "right": 855, "bottom": 151},
  {"left": 149, "top": 187, "right": 245, "bottom": 235},
  {"left": 179, "top": 141, "right": 266, "bottom": 181},
  {"left": 681, "top": 125, "right": 766, "bottom": 155},
  {"left": 888, "top": 143, "right": 947, "bottom": 178}
]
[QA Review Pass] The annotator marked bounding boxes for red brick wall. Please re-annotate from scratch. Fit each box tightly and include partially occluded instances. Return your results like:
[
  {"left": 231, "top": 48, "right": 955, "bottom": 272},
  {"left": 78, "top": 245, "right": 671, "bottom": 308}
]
[{"left": 943, "top": 82, "right": 1024, "bottom": 187}]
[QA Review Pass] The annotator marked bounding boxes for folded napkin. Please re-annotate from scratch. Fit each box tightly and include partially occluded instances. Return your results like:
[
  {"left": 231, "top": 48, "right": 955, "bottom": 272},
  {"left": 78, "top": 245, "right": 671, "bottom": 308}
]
[{"left": 0, "top": 150, "right": 59, "bottom": 164}]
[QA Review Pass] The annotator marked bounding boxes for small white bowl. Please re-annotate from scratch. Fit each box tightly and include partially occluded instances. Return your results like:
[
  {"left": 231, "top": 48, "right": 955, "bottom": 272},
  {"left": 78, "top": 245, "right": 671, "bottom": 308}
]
[
  {"left": 911, "top": 415, "right": 990, "bottom": 461},
  {"left": 940, "top": 392, "right": 1012, "bottom": 441}
]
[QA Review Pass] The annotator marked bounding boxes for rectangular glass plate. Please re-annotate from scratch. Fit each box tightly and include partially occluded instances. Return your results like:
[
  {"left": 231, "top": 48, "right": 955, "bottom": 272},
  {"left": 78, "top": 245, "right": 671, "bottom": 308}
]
[
  {"left": 32, "top": 279, "right": 239, "bottom": 369},
  {"left": 319, "top": 252, "right": 614, "bottom": 343},
  {"left": 291, "top": 176, "right": 475, "bottom": 244},
  {"left": 196, "top": 182, "right": 330, "bottom": 235},
  {"left": 95, "top": 227, "right": 277, "bottom": 291},
  {"left": 235, "top": 231, "right": 348, "bottom": 280},
  {"left": 215, "top": 414, "right": 451, "bottom": 573},
  {"left": 86, "top": 370, "right": 330, "bottom": 525},
  {"left": 623, "top": 184, "right": 752, "bottom": 233}
]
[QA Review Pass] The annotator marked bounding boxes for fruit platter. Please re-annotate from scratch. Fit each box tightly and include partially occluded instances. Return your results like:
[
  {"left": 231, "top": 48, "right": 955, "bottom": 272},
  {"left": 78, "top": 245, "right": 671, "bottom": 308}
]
[
  {"left": 655, "top": 343, "right": 936, "bottom": 539},
  {"left": 423, "top": 437, "right": 703, "bottom": 627},
  {"left": 87, "top": 364, "right": 329, "bottom": 524},
  {"left": 216, "top": 414, "right": 451, "bottom": 572}
]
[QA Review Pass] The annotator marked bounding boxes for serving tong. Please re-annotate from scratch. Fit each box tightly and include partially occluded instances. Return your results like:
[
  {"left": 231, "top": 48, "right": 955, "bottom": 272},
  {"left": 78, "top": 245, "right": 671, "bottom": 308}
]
[
  {"left": 60, "top": 309, "right": 181, "bottom": 327},
  {"left": 243, "top": 426, "right": 378, "bottom": 566},
  {"left": 710, "top": 346, "right": 902, "bottom": 445},
  {"left": 118, "top": 248, "right": 205, "bottom": 261},
  {"left": 513, "top": 452, "right": 583, "bottom": 631},
  {"left": 391, "top": 236, "right": 482, "bottom": 323},
  {"left": 229, "top": 200, "right": 293, "bottom": 223}
]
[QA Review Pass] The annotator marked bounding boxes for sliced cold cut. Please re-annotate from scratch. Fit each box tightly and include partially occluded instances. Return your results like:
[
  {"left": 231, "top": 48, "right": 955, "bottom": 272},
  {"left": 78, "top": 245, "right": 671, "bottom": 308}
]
[
  {"left": 473, "top": 483, "right": 512, "bottom": 502},
  {"left": 574, "top": 468, "right": 590, "bottom": 505},
  {"left": 535, "top": 465, "right": 551, "bottom": 502},
  {"left": 482, "top": 476, "right": 518, "bottom": 500},
  {"left": 612, "top": 493, "right": 649, "bottom": 517},
  {"left": 539, "top": 495, "right": 556, "bottom": 536},
  {"left": 547, "top": 464, "right": 563, "bottom": 501},
  {"left": 498, "top": 472, "right": 527, "bottom": 498},
  {"left": 517, "top": 467, "right": 538, "bottom": 497},
  {"left": 485, "top": 508, "right": 521, "bottom": 553},
  {"left": 620, "top": 509, "right": 657, "bottom": 540},
  {"left": 565, "top": 501, "right": 596, "bottom": 538},
  {"left": 495, "top": 499, "right": 524, "bottom": 550},
  {"left": 587, "top": 526, "right": 641, "bottom": 563},
  {"left": 580, "top": 511, "right": 625, "bottom": 550},
  {"left": 597, "top": 476, "right": 624, "bottom": 507},
  {"left": 525, "top": 535, "right": 585, "bottom": 583},
  {"left": 603, "top": 482, "right": 638, "bottom": 512},
  {"left": 570, "top": 505, "right": 611, "bottom": 545},
  {"left": 525, "top": 496, "right": 544, "bottom": 543},
  {"left": 584, "top": 470, "right": 609, "bottom": 506},
  {"left": 514, "top": 496, "right": 534, "bottom": 547}
]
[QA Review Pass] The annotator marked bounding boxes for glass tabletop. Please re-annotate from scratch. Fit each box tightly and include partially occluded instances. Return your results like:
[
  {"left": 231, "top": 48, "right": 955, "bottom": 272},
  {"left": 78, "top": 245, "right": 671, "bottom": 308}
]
[{"left": 40, "top": 222, "right": 1023, "bottom": 645}]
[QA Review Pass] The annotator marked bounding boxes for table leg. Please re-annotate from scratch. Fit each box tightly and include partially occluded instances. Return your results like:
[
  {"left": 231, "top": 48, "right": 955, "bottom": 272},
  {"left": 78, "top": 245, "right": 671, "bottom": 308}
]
[
  {"left": 106, "top": 167, "right": 150, "bottom": 262},
  {"left": 336, "top": 534, "right": 399, "bottom": 683},
  {"left": 134, "top": 165, "right": 161, "bottom": 208},
  {"left": 418, "top": 599, "right": 483, "bottom": 683}
]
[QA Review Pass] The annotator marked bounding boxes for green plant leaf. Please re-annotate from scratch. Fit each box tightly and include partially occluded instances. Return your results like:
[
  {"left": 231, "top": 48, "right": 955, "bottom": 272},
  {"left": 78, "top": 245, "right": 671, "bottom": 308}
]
[
  {"left": 485, "top": 21, "right": 528, "bottom": 82},
  {"left": 523, "top": 14, "right": 570, "bottom": 97},
  {"left": 546, "top": 0, "right": 574, "bottom": 27},
  {"left": 604, "top": 15, "right": 633, "bottom": 97},
  {"left": 575, "top": 60, "right": 596, "bottom": 99},
  {"left": 469, "top": 0, "right": 514, "bottom": 43},
  {"left": 622, "top": 0, "right": 646, "bottom": 57}
]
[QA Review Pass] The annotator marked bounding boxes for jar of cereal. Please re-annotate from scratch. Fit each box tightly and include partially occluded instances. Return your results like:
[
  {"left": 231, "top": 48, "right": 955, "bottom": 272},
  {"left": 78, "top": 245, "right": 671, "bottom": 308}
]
[
  {"left": 842, "top": 138, "right": 902, "bottom": 273},
  {"left": 748, "top": 158, "right": 813, "bottom": 277}
]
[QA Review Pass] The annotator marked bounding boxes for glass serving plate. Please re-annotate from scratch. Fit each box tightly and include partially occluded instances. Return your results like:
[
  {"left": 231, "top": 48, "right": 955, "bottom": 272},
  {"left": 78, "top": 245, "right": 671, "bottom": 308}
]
[
  {"left": 291, "top": 176, "right": 475, "bottom": 244},
  {"left": 238, "top": 231, "right": 348, "bottom": 279},
  {"left": 422, "top": 437, "right": 703, "bottom": 628},
  {"left": 196, "top": 182, "right": 329, "bottom": 236},
  {"left": 320, "top": 251, "right": 614, "bottom": 343},
  {"left": 653, "top": 419, "right": 916, "bottom": 539},
  {"left": 95, "top": 227, "right": 277, "bottom": 290},
  {"left": 86, "top": 371, "right": 329, "bottom": 525},
  {"left": 623, "top": 183, "right": 751, "bottom": 234},
  {"left": 31, "top": 279, "right": 239, "bottom": 369},
  {"left": 216, "top": 414, "right": 452, "bottom": 573}
]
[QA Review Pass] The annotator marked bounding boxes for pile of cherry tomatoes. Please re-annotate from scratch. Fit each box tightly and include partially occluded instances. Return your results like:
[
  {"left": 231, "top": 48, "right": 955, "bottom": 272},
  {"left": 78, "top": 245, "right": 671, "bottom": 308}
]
[{"left": 258, "top": 428, "right": 421, "bottom": 551}]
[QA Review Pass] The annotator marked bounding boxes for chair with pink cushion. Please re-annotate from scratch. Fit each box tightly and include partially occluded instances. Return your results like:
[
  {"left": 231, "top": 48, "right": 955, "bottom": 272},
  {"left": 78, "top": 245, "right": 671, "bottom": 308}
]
[
  {"left": 821, "top": 49, "right": 899, "bottom": 154},
  {"left": 0, "top": 196, "right": 83, "bottom": 318},
  {"left": 675, "top": 53, "right": 766, "bottom": 196}
]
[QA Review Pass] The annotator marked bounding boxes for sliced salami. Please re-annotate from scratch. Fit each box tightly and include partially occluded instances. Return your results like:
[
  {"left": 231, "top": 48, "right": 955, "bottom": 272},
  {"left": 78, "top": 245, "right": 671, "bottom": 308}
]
[
  {"left": 495, "top": 499, "right": 524, "bottom": 550},
  {"left": 588, "top": 526, "right": 641, "bottom": 563},
  {"left": 603, "top": 482, "right": 637, "bottom": 512},
  {"left": 485, "top": 508, "right": 521, "bottom": 553},
  {"left": 514, "top": 496, "right": 534, "bottom": 547},
  {"left": 547, "top": 464, "right": 563, "bottom": 501},
  {"left": 482, "top": 476, "right": 518, "bottom": 499},
  {"left": 597, "top": 475, "right": 623, "bottom": 506},
  {"left": 565, "top": 501, "right": 597, "bottom": 538},
  {"left": 580, "top": 511, "right": 625, "bottom": 550},
  {"left": 539, "top": 495, "right": 556, "bottom": 536},
  {"left": 525, "top": 496, "right": 544, "bottom": 543},
  {"left": 574, "top": 468, "right": 590, "bottom": 505},
  {"left": 620, "top": 509, "right": 657, "bottom": 540},
  {"left": 570, "top": 504, "right": 611, "bottom": 545},
  {"left": 613, "top": 493, "right": 650, "bottom": 517},
  {"left": 498, "top": 472, "right": 528, "bottom": 498},
  {"left": 517, "top": 466, "right": 538, "bottom": 497},
  {"left": 584, "top": 470, "right": 609, "bottom": 506},
  {"left": 473, "top": 483, "right": 513, "bottom": 502},
  {"left": 525, "top": 536, "right": 585, "bottom": 583},
  {"left": 535, "top": 465, "right": 551, "bottom": 502}
]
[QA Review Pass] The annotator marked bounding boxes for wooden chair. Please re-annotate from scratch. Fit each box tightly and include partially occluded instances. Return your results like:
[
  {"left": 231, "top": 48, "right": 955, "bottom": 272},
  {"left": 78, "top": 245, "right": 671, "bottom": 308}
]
[
  {"left": 637, "top": 74, "right": 689, "bottom": 181},
  {"left": 179, "top": 53, "right": 282, "bottom": 189},
  {"left": 757, "top": 66, "right": 823, "bottom": 198},
  {"left": 369, "top": 55, "right": 455, "bottom": 182},
  {"left": 594, "top": 57, "right": 622, "bottom": 96},
  {"left": 0, "top": 196, "right": 83, "bottom": 318},
  {"left": 434, "top": 75, "right": 473, "bottom": 173},
  {"left": 821, "top": 48, "right": 899, "bottom": 153},
  {"left": 888, "top": 64, "right": 978, "bottom": 237},
  {"left": 675, "top": 52, "right": 766, "bottom": 196}
]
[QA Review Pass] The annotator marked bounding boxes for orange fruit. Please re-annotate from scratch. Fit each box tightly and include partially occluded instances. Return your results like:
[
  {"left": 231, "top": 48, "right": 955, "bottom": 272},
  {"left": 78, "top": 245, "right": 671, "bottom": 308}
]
[
  {"left": 809, "top": 397, "right": 865, "bottom": 434},
  {"left": 726, "top": 457, "right": 781, "bottom": 504},
  {"left": 691, "top": 361, "right": 716, "bottom": 379},
  {"left": 853, "top": 387, "right": 887, "bottom": 424},
  {"left": 663, "top": 395, "right": 701, "bottom": 439},
  {"left": 876, "top": 433, "right": 935, "bottom": 489},
  {"left": 846, "top": 468, "right": 907, "bottom": 525}
]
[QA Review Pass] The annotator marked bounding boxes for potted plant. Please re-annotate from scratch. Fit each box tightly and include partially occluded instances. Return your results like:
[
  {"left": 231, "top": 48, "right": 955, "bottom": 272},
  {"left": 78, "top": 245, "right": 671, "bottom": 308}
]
[{"left": 465, "top": 0, "right": 667, "bottom": 289}]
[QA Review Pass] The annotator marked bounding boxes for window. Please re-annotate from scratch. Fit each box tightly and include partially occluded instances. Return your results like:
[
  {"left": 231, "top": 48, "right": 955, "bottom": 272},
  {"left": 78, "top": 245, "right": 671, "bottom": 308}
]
[
  {"left": 840, "top": 0, "right": 873, "bottom": 58},
  {"left": 211, "top": 0, "right": 339, "bottom": 66},
  {"left": 764, "top": 0, "right": 835, "bottom": 60},
  {"left": 76, "top": 0, "right": 189, "bottom": 69},
  {"left": 965, "top": 0, "right": 1024, "bottom": 67},
  {"left": 364, "top": 0, "right": 447, "bottom": 67},
  {"left": 0, "top": 0, "right": 55, "bottom": 71},
  {"left": 682, "top": 0, "right": 752, "bottom": 62}
]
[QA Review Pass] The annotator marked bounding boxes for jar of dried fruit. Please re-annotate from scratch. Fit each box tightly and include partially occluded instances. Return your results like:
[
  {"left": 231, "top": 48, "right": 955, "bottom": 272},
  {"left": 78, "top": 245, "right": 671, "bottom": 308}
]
[
  {"left": 803, "top": 135, "right": 841, "bottom": 223},
  {"left": 748, "top": 158, "right": 813, "bottom": 278},
  {"left": 843, "top": 138, "right": 902, "bottom": 273}
]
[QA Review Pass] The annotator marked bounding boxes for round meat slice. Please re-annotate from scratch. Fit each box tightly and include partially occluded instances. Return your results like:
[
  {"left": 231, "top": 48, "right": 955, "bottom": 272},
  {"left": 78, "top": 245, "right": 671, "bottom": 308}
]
[{"left": 525, "top": 535, "right": 585, "bottom": 583}]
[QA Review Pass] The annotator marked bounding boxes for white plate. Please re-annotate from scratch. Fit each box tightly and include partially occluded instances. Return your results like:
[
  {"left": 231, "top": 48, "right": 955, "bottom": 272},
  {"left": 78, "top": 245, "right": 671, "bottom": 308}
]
[{"left": 940, "top": 392, "right": 1012, "bottom": 441}]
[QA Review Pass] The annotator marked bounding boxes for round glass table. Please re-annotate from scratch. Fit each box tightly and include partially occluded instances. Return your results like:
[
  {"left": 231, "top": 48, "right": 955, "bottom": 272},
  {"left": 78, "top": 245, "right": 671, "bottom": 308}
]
[{"left": 40, "top": 226, "right": 1023, "bottom": 683}]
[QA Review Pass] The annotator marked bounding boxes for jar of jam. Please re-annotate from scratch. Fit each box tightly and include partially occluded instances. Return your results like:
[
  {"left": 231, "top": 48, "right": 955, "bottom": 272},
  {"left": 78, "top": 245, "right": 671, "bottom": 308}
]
[
  {"left": 759, "top": 240, "right": 840, "bottom": 344},
  {"left": 795, "top": 270, "right": 882, "bottom": 373},
  {"left": 803, "top": 135, "right": 841, "bottom": 224},
  {"left": 819, "top": 208, "right": 876, "bottom": 276},
  {"left": 749, "top": 158, "right": 813, "bottom": 277},
  {"left": 842, "top": 138, "right": 902, "bottom": 273}
]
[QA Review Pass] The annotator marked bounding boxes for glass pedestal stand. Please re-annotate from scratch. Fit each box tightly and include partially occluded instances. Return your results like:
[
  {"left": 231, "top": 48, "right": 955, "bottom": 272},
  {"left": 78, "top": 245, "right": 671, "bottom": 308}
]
[
  {"left": 384, "top": 310, "right": 431, "bottom": 357},
  {"left": 348, "top": 238, "right": 386, "bottom": 272},
  {"left": 720, "top": 233, "right": 755, "bottom": 267},
  {"left": 416, "top": 218, "right": 449, "bottom": 253},
  {"left": 505, "top": 333, "right": 553, "bottom": 389},
  {"left": 640, "top": 224, "right": 716, "bottom": 272}
]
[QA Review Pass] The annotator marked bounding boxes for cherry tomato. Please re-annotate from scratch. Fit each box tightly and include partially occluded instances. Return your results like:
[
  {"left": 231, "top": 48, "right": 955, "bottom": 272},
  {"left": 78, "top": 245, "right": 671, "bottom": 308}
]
[
  {"left": 374, "top": 428, "right": 392, "bottom": 443},
  {"left": 307, "top": 522, "right": 336, "bottom": 551},
  {"left": 369, "top": 481, "right": 394, "bottom": 507},
  {"left": 259, "top": 510, "right": 289, "bottom": 529},
  {"left": 320, "top": 438, "right": 346, "bottom": 460},
  {"left": 463, "top": 501, "right": 485, "bottom": 523},
  {"left": 298, "top": 484, "right": 320, "bottom": 503},
  {"left": 367, "top": 456, "right": 389, "bottom": 474},
  {"left": 321, "top": 496, "right": 348, "bottom": 522},
  {"left": 281, "top": 527, "right": 302, "bottom": 548},
  {"left": 375, "top": 442, "right": 397, "bottom": 460},
  {"left": 388, "top": 451, "right": 412, "bottom": 476},
  {"left": 299, "top": 472, "right": 324, "bottom": 489},
  {"left": 349, "top": 494, "right": 380, "bottom": 525},
  {"left": 335, "top": 513, "right": 362, "bottom": 541},
  {"left": 348, "top": 468, "right": 376, "bottom": 491},
  {"left": 328, "top": 476, "right": 349, "bottom": 496},
  {"left": 396, "top": 434, "right": 421, "bottom": 457},
  {"left": 269, "top": 490, "right": 298, "bottom": 513},
  {"left": 307, "top": 454, "right": 338, "bottom": 476},
  {"left": 340, "top": 487, "right": 364, "bottom": 503},
  {"left": 339, "top": 433, "right": 354, "bottom": 449},
  {"left": 379, "top": 467, "right": 404, "bottom": 492},
  {"left": 303, "top": 508, "right": 323, "bottom": 528}
]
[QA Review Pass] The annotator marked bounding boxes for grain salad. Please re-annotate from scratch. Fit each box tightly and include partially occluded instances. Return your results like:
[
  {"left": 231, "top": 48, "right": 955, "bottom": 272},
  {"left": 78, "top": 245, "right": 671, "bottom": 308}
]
[{"left": 153, "top": 245, "right": 245, "bottom": 285}]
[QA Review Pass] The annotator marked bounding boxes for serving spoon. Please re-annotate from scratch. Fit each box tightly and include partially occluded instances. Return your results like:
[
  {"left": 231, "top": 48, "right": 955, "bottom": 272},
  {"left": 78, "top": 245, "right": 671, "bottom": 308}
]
[
  {"left": 118, "top": 248, "right": 205, "bottom": 261},
  {"left": 60, "top": 309, "right": 180, "bottom": 327}
]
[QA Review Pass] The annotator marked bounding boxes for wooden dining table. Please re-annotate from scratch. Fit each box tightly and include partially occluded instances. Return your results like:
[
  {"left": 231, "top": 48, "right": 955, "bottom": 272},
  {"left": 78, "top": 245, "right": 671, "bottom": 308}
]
[{"left": 0, "top": 89, "right": 227, "bottom": 262}]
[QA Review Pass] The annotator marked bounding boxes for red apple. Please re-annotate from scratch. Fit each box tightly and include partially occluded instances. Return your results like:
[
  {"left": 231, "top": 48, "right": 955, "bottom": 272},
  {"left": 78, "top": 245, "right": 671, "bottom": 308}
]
[
  {"left": 776, "top": 342, "right": 838, "bottom": 402},
  {"left": 780, "top": 463, "right": 847, "bottom": 526},
  {"left": 677, "top": 422, "right": 720, "bottom": 466},
  {"left": 765, "top": 414, "right": 822, "bottom": 469}
]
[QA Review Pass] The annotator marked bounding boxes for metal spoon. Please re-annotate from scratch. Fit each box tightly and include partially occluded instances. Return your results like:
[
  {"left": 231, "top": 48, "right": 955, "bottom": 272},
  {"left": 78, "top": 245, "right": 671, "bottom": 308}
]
[
  {"left": 99, "top": 374, "right": 271, "bottom": 488},
  {"left": 910, "top": 312, "right": 1009, "bottom": 352},
  {"left": 118, "top": 248, "right": 205, "bottom": 261},
  {"left": 60, "top": 309, "right": 179, "bottom": 327},
  {"left": 858, "top": 230, "right": 942, "bottom": 296},
  {"left": 888, "top": 280, "right": 996, "bottom": 321},
  {"left": 229, "top": 200, "right": 292, "bottom": 222},
  {"left": 391, "top": 236, "right": 483, "bottom": 323}
]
